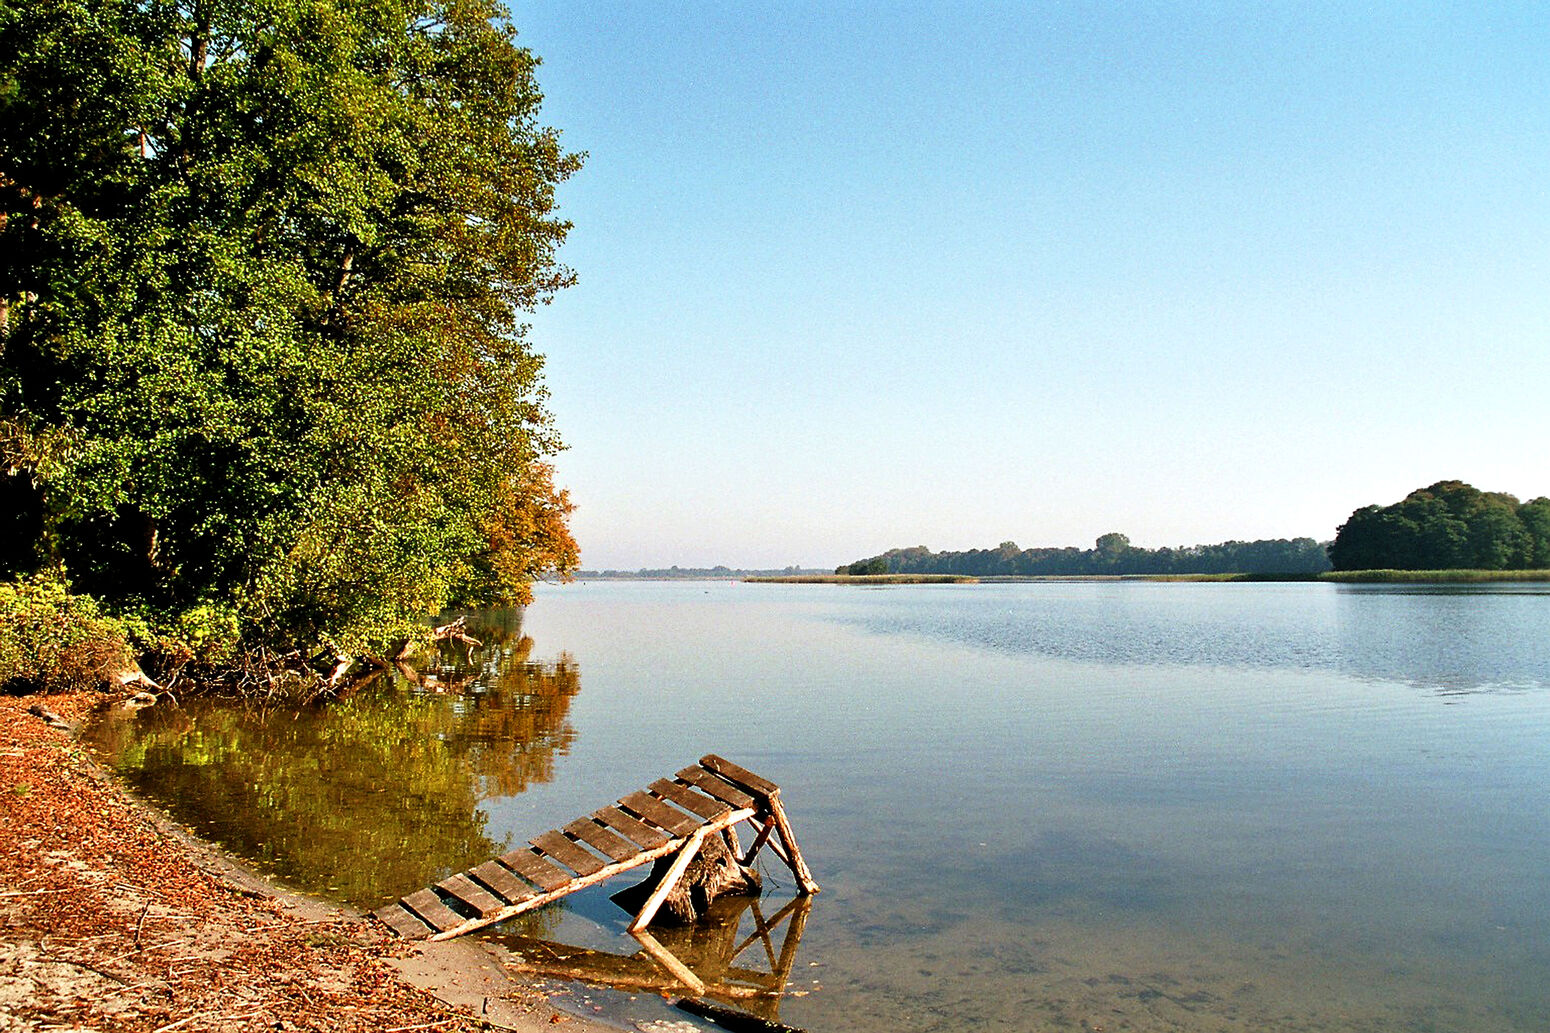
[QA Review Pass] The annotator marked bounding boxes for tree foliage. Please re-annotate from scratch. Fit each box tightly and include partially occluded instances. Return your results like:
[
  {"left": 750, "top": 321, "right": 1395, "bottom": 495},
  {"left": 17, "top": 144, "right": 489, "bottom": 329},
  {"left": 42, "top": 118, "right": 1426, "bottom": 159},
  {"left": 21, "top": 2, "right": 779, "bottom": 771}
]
[
  {"left": 842, "top": 534, "right": 1332, "bottom": 578},
  {"left": 1328, "top": 481, "right": 1550, "bottom": 572},
  {"left": 0, "top": 0, "right": 580, "bottom": 668}
]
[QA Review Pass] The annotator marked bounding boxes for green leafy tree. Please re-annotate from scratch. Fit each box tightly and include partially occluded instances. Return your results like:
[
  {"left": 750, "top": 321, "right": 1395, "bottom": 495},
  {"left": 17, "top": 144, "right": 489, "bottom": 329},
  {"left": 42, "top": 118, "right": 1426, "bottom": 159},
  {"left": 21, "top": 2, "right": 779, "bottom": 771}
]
[
  {"left": 1517, "top": 497, "right": 1550, "bottom": 568},
  {"left": 1094, "top": 532, "right": 1130, "bottom": 566},
  {"left": 1329, "top": 481, "right": 1540, "bottom": 571},
  {"left": 1326, "top": 505, "right": 1412, "bottom": 570},
  {"left": 0, "top": 0, "right": 581, "bottom": 672}
]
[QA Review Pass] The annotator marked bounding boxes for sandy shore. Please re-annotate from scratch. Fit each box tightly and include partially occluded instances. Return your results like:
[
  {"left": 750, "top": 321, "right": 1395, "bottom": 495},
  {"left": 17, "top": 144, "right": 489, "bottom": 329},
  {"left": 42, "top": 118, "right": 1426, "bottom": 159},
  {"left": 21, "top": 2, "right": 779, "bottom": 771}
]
[{"left": 0, "top": 690, "right": 619, "bottom": 1033}]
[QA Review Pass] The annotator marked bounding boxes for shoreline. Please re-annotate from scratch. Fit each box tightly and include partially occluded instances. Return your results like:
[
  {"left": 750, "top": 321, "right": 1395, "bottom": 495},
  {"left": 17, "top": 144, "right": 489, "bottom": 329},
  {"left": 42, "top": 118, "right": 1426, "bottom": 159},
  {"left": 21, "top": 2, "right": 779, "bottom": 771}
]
[
  {"left": 0, "top": 690, "right": 618, "bottom": 1033},
  {"left": 745, "top": 569, "right": 1550, "bottom": 585}
]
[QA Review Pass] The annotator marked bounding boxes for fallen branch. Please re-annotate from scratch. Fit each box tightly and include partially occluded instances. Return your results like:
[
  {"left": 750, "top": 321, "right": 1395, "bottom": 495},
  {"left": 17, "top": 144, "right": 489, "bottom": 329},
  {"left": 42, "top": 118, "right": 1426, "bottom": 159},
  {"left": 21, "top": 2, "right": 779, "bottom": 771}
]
[
  {"left": 114, "top": 665, "right": 161, "bottom": 691},
  {"left": 430, "top": 617, "right": 481, "bottom": 647},
  {"left": 325, "top": 656, "right": 355, "bottom": 687}
]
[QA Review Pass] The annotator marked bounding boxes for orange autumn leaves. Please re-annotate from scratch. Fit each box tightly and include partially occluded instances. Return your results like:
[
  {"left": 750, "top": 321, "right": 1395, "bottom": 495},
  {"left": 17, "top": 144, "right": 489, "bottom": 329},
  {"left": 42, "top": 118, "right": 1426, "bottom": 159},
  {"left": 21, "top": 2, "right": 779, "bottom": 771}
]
[{"left": 466, "top": 463, "right": 579, "bottom": 608}]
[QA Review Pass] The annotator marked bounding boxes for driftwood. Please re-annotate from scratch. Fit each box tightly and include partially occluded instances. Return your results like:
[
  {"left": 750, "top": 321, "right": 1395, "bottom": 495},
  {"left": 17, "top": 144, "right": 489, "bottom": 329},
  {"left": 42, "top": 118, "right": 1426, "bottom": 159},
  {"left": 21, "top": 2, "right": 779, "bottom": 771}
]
[
  {"left": 430, "top": 617, "right": 481, "bottom": 647},
  {"left": 26, "top": 704, "right": 71, "bottom": 730},
  {"left": 611, "top": 832, "right": 761, "bottom": 926},
  {"left": 113, "top": 665, "right": 159, "bottom": 691},
  {"left": 677, "top": 997, "right": 809, "bottom": 1033}
]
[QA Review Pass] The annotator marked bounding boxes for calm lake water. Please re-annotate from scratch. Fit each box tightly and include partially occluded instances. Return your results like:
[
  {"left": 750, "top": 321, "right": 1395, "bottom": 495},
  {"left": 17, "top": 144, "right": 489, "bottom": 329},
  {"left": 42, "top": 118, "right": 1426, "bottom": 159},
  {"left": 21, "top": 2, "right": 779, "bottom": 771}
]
[{"left": 88, "top": 581, "right": 1550, "bottom": 1032}]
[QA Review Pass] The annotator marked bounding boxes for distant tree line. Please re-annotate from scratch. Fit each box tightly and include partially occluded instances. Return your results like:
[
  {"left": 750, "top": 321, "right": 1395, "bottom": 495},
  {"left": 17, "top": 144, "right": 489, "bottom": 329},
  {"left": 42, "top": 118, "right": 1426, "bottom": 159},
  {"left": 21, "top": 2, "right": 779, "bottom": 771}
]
[
  {"left": 578, "top": 566, "right": 828, "bottom": 580},
  {"left": 838, "top": 533, "right": 1331, "bottom": 577},
  {"left": 1328, "top": 481, "right": 1550, "bottom": 571}
]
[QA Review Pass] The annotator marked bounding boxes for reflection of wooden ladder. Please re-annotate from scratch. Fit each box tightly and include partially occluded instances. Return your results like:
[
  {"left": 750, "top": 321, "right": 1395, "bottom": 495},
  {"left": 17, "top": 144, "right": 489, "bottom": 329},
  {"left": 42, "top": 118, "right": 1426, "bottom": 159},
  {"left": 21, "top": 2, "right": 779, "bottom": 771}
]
[
  {"left": 373, "top": 755, "right": 818, "bottom": 942},
  {"left": 503, "top": 894, "right": 813, "bottom": 1007}
]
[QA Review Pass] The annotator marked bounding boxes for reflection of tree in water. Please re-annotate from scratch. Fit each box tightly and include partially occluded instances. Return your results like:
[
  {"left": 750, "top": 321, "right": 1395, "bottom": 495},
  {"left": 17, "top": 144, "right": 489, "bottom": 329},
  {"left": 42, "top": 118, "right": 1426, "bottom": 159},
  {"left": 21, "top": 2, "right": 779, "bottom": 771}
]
[
  {"left": 85, "top": 610, "right": 580, "bottom": 912},
  {"left": 408, "top": 610, "right": 580, "bottom": 800}
]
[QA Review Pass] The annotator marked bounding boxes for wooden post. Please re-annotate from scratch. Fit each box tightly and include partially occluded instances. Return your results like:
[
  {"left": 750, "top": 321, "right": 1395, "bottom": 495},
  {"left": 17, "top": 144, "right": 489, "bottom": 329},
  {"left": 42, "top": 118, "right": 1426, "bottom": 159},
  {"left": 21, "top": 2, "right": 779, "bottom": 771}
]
[
  {"left": 741, "top": 816, "right": 776, "bottom": 867},
  {"left": 723, "top": 821, "right": 766, "bottom": 883},
  {"left": 766, "top": 794, "right": 819, "bottom": 895}
]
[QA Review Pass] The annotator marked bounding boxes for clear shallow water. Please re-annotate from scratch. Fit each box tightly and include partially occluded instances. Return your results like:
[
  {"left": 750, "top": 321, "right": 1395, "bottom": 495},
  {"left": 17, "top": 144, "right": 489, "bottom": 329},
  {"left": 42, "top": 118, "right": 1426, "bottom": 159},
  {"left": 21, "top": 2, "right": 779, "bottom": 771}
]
[{"left": 91, "top": 581, "right": 1550, "bottom": 1032}]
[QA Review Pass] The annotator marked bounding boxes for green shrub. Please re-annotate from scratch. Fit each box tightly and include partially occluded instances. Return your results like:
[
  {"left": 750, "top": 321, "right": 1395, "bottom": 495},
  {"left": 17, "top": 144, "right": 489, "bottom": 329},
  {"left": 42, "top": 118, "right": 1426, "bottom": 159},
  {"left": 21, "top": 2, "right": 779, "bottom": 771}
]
[
  {"left": 128, "top": 600, "right": 245, "bottom": 688},
  {"left": 0, "top": 573, "right": 137, "bottom": 693}
]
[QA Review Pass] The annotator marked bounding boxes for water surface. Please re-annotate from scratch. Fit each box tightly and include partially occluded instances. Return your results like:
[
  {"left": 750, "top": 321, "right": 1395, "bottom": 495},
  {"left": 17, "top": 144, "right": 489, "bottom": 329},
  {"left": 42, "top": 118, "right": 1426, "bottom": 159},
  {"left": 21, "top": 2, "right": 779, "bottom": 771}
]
[{"left": 90, "top": 581, "right": 1550, "bottom": 1032}]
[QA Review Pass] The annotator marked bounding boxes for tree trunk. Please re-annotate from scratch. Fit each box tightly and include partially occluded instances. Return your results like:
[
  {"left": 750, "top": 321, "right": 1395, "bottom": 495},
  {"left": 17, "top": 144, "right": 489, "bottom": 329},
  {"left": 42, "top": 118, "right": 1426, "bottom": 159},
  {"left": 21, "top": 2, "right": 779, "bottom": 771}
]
[{"left": 611, "top": 833, "right": 761, "bottom": 926}]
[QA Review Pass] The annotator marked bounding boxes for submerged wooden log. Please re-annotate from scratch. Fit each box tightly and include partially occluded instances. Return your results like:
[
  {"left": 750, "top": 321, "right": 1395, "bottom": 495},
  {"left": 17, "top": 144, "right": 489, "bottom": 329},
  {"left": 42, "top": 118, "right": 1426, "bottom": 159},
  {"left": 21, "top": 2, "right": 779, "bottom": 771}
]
[
  {"left": 611, "top": 831, "right": 762, "bottom": 926},
  {"left": 676, "top": 997, "right": 809, "bottom": 1033}
]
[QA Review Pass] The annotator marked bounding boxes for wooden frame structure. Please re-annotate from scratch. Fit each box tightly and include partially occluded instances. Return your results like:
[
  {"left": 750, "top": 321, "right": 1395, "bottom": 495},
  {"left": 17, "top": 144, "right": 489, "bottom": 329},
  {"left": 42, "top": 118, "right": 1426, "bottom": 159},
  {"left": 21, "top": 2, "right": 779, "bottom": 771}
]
[{"left": 373, "top": 754, "right": 818, "bottom": 942}]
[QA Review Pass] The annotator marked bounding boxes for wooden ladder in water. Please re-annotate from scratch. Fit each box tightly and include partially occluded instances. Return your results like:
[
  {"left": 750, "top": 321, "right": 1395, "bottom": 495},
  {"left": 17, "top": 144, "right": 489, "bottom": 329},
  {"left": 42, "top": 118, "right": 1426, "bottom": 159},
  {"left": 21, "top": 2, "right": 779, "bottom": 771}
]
[{"left": 373, "top": 754, "right": 819, "bottom": 942}]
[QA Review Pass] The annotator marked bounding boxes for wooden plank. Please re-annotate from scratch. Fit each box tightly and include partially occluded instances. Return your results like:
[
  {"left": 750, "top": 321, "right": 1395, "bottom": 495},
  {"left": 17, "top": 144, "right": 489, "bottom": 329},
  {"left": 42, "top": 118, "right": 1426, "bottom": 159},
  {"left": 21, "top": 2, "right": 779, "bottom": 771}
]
[
  {"left": 471, "top": 860, "right": 536, "bottom": 904},
  {"left": 499, "top": 848, "right": 573, "bottom": 892},
  {"left": 531, "top": 829, "right": 608, "bottom": 877},
  {"left": 593, "top": 805, "right": 672, "bottom": 849},
  {"left": 648, "top": 778, "right": 730, "bottom": 821},
  {"left": 647, "top": 775, "right": 731, "bottom": 818},
  {"left": 629, "top": 828, "right": 708, "bottom": 931},
  {"left": 699, "top": 754, "right": 779, "bottom": 797},
  {"left": 402, "top": 888, "right": 468, "bottom": 933},
  {"left": 374, "top": 903, "right": 434, "bottom": 940},
  {"left": 676, "top": 765, "right": 756, "bottom": 809},
  {"left": 564, "top": 818, "right": 640, "bottom": 863},
  {"left": 437, "top": 872, "right": 507, "bottom": 916},
  {"left": 619, "top": 791, "right": 701, "bottom": 836}
]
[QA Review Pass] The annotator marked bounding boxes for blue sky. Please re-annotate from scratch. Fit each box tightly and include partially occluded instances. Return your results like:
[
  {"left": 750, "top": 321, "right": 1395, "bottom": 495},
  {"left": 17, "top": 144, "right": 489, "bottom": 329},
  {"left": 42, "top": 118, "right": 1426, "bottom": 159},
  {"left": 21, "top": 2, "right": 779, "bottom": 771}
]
[{"left": 511, "top": 2, "right": 1550, "bottom": 570}]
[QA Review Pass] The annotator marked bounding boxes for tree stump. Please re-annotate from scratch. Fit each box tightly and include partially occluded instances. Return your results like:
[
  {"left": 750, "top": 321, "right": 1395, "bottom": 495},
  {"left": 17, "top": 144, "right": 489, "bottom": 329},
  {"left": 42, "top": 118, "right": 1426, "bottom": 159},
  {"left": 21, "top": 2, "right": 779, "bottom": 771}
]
[{"left": 611, "top": 834, "right": 762, "bottom": 926}]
